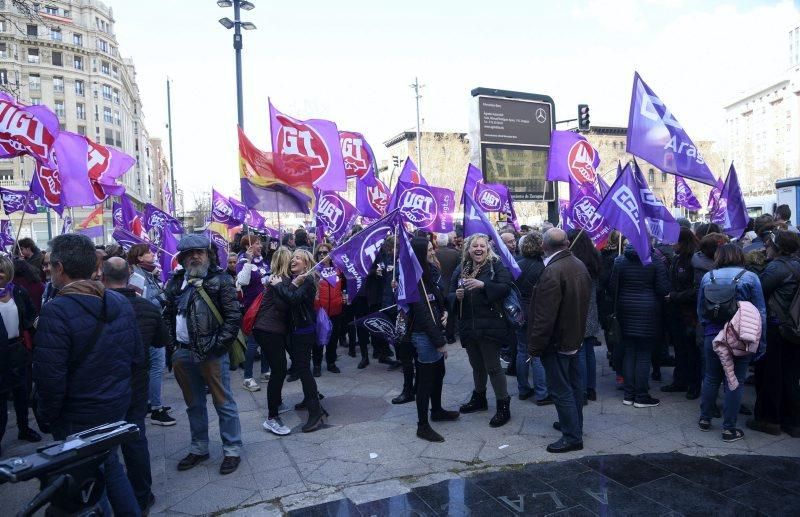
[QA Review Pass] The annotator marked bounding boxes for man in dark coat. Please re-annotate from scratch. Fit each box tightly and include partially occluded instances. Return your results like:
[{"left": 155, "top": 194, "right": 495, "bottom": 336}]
[
  {"left": 163, "top": 234, "right": 243, "bottom": 475},
  {"left": 528, "top": 228, "right": 591, "bottom": 453},
  {"left": 103, "top": 257, "right": 171, "bottom": 513},
  {"left": 33, "top": 233, "right": 144, "bottom": 513}
]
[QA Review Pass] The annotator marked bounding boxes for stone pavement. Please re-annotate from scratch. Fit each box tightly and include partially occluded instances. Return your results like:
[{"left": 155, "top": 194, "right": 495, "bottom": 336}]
[{"left": 2, "top": 342, "right": 800, "bottom": 515}]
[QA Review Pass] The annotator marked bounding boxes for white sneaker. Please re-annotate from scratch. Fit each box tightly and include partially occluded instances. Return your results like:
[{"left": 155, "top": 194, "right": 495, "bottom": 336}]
[
  {"left": 263, "top": 417, "right": 291, "bottom": 436},
  {"left": 243, "top": 378, "right": 260, "bottom": 392},
  {"left": 260, "top": 372, "right": 271, "bottom": 382}
]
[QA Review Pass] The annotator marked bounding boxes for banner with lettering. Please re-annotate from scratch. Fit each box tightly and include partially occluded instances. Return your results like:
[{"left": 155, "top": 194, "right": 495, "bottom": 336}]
[{"left": 392, "top": 180, "right": 455, "bottom": 233}]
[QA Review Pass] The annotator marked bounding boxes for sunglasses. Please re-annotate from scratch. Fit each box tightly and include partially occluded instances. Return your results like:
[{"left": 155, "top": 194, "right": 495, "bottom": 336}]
[{"left": 318, "top": 250, "right": 329, "bottom": 256}]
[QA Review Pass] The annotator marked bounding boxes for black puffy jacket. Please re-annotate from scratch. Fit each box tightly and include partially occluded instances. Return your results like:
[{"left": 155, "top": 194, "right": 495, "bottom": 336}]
[
  {"left": 273, "top": 277, "right": 317, "bottom": 332},
  {"left": 163, "top": 267, "right": 241, "bottom": 358},
  {"left": 407, "top": 278, "right": 446, "bottom": 349},
  {"left": 668, "top": 253, "right": 696, "bottom": 324},
  {"left": 760, "top": 256, "right": 800, "bottom": 324},
  {"left": 610, "top": 245, "right": 671, "bottom": 338},
  {"left": 0, "top": 286, "right": 37, "bottom": 394},
  {"left": 450, "top": 259, "right": 513, "bottom": 345},
  {"left": 514, "top": 256, "right": 545, "bottom": 308}
]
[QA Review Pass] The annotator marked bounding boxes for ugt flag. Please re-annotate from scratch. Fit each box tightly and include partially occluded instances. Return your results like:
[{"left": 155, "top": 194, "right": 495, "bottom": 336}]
[
  {"left": 462, "top": 164, "right": 519, "bottom": 230},
  {"left": 356, "top": 172, "right": 390, "bottom": 219},
  {"left": 716, "top": 164, "right": 748, "bottom": 238},
  {"left": 674, "top": 176, "right": 702, "bottom": 211},
  {"left": 596, "top": 163, "right": 652, "bottom": 265},
  {"left": 211, "top": 189, "right": 246, "bottom": 227},
  {"left": 631, "top": 160, "right": 680, "bottom": 244},
  {"left": 0, "top": 92, "right": 60, "bottom": 165},
  {"left": 144, "top": 203, "right": 183, "bottom": 235},
  {"left": 269, "top": 101, "right": 347, "bottom": 192},
  {"left": 0, "top": 220, "right": 14, "bottom": 247},
  {"left": 316, "top": 190, "right": 357, "bottom": 243},
  {"left": 392, "top": 181, "right": 455, "bottom": 233},
  {"left": 329, "top": 209, "right": 399, "bottom": 296},
  {"left": 626, "top": 72, "right": 716, "bottom": 186},
  {"left": 0, "top": 188, "right": 37, "bottom": 215},
  {"left": 395, "top": 227, "right": 423, "bottom": 309},
  {"left": 463, "top": 193, "right": 521, "bottom": 279},
  {"left": 340, "top": 131, "right": 375, "bottom": 179},
  {"left": 206, "top": 230, "right": 229, "bottom": 268}
]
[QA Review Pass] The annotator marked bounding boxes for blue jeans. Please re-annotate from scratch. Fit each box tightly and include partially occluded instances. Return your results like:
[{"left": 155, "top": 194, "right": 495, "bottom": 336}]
[
  {"left": 623, "top": 337, "right": 653, "bottom": 402},
  {"left": 700, "top": 335, "right": 750, "bottom": 431},
  {"left": 515, "top": 327, "right": 548, "bottom": 400},
  {"left": 120, "top": 418, "right": 151, "bottom": 511},
  {"left": 244, "top": 334, "right": 269, "bottom": 378},
  {"left": 149, "top": 347, "right": 165, "bottom": 409},
  {"left": 541, "top": 348, "right": 583, "bottom": 444},
  {"left": 172, "top": 349, "right": 242, "bottom": 457},
  {"left": 576, "top": 337, "right": 597, "bottom": 398},
  {"left": 411, "top": 332, "right": 443, "bottom": 364}
]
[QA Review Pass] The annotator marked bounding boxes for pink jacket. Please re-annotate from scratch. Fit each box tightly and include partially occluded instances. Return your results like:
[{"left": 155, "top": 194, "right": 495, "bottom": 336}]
[{"left": 712, "top": 301, "right": 762, "bottom": 390}]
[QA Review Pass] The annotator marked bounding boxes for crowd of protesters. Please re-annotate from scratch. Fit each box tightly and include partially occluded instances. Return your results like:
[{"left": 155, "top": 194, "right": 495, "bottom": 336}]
[{"left": 1, "top": 203, "right": 799, "bottom": 514}]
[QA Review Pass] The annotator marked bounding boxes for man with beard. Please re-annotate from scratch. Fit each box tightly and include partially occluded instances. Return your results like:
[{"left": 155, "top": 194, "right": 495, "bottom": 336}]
[{"left": 163, "top": 235, "right": 243, "bottom": 475}]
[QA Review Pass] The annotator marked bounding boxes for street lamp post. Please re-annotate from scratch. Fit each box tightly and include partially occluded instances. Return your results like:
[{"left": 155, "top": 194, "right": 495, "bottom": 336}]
[{"left": 217, "top": 0, "right": 256, "bottom": 130}]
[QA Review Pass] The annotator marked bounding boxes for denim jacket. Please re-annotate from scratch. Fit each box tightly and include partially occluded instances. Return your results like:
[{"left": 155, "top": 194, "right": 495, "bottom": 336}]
[{"left": 697, "top": 267, "right": 767, "bottom": 355}]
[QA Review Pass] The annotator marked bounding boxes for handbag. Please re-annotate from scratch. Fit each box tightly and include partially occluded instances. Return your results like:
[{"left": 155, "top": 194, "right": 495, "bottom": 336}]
[
  {"left": 316, "top": 308, "right": 332, "bottom": 347},
  {"left": 604, "top": 269, "right": 623, "bottom": 349},
  {"left": 241, "top": 290, "right": 265, "bottom": 336},
  {"left": 196, "top": 286, "right": 247, "bottom": 366}
]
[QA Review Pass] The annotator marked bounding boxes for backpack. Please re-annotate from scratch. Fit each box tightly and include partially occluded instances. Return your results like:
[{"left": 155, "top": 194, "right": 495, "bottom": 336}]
[
  {"left": 490, "top": 261, "right": 526, "bottom": 329},
  {"left": 771, "top": 260, "right": 800, "bottom": 345},
  {"left": 702, "top": 269, "right": 746, "bottom": 324}
]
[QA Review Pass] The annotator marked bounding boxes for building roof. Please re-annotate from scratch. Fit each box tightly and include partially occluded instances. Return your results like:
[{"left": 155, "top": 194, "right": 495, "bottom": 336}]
[
  {"left": 723, "top": 78, "right": 791, "bottom": 110},
  {"left": 383, "top": 130, "right": 467, "bottom": 148}
]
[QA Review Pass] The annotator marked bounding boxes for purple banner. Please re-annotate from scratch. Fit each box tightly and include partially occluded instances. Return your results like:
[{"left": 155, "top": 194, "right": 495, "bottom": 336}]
[
  {"left": 674, "top": 176, "right": 702, "bottom": 210},
  {"left": 718, "top": 164, "right": 748, "bottom": 238},
  {"left": 340, "top": 131, "right": 375, "bottom": 180},
  {"left": 158, "top": 229, "right": 180, "bottom": 283},
  {"left": 632, "top": 160, "right": 680, "bottom": 244},
  {"left": 315, "top": 261, "right": 340, "bottom": 287},
  {"left": 112, "top": 202, "right": 123, "bottom": 228},
  {"left": 396, "top": 227, "right": 423, "bottom": 309},
  {"left": 120, "top": 193, "right": 147, "bottom": 239},
  {"left": 0, "top": 220, "right": 14, "bottom": 247},
  {"left": 0, "top": 188, "right": 37, "bottom": 215},
  {"left": 240, "top": 178, "right": 312, "bottom": 214},
  {"left": 144, "top": 203, "right": 183, "bottom": 234},
  {"left": 356, "top": 172, "right": 390, "bottom": 219},
  {"left": 350, "top": 311, "right": 400, "bottom": 345},
  {"left": 270, "top": 100, "right": 347, "bottom": 192},
  {"left": 206, "top": 230, "right": 229, "bottom": 268},
  {"left": 626, "top": 72, "right": 717, "bottom": 186},
  {"left": 596, "top": 163, "right": 652, "bottom": 265},
  {"left": 112, "top": 227, "right": 155, "bottom": 252},
  {"left": 708, "top": 178, "right": 726, "bottom": 225},
  {"left": 392, "top": 181, "right": 455, "bottom": 233},
  {"left": 397, "top": 157, "right": 426, "bottom": 186},
  {"left": 244, "top": 209, "right": 265, "bottom": 231},
  {"left": 546, "top": 130, "right": 602, "bottom": 184},
  {"left": 463, "top": 164, "right": 519, "bottom": 230},
  {"left": 463, "top": 193, "right": 521, "bottom": 279},
  {"left": 211, "top": 189, "right": 245, "bottom": 227},
  {"left": 568, "top": 183, "right": 612, "bottom": 248},
  {"left": 316, "top": 190, "right": 358, "bottom": 243}
]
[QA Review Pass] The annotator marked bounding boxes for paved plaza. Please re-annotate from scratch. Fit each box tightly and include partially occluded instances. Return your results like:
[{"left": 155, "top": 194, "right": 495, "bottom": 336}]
[{"left": 2, "top": 342, "right": 800, "bottom": 515}]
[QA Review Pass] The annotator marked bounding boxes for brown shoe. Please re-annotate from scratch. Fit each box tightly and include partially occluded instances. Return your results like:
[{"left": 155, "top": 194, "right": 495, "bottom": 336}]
[
  {"left": 535, "top": 396, "right": 554, "bottom": 406},
  {"left": 177, "top": 453, "right": 209, "bottom": 471},
  {"left": 219, "top": 455, "right": 241, "bottom": 475}
]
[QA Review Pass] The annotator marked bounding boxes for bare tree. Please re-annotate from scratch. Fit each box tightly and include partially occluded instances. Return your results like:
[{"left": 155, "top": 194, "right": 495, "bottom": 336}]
[
  {"left": 189, "top": 191, "right": 211, "bottom": 229},
  {"left": 0, "top": 1, "right": 58, "bottom": 98}
]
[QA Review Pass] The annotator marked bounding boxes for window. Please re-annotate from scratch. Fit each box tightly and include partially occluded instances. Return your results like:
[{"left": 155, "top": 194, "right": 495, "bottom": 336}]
[
  {"left": 72, "top": 33, "right": 82, "bottom": 46},
  {"left": 77, "top": 125, "right": 85, "bottom": 136},
  {"left": 27, "top": 24, "right": 37, "bottom": 37},
  {"left": 112, "top": 88, "right": 119, "bottom": 104},
  {"left": 52, "top": 76, "right": 63, "bottom": 93},
  {"left": 101, "top": 61, "right": 109, "bottom": 75},
  {"left": 104, "top": 128, "right": 113, "bottom": 146},
  {"left": 114, "top": 109, "right": 120, "bottom": 125},
  {"left": 76, "top": 102, "right": 85, "bottom": 119},
  {"left": 63, "top": 9, "right": 70, "bottom": 18},
  {"left": 97, "top": 39, "right": 107, "bottom": 52},
  {"left": 30, "top": 98, "right": 41, "bottom": 105},
  {"left": 0, "top": 69, "right": 7, "bottom": 85},
  {"left": 94, "top": 105, "right": 98, "bottom": 121},
  {"left": 27, "top": 48, "right": 39, "bottom": 63},
  {"left": 28, "top": 74, "right": 40, "bottom": 91},
  {"left": 0, "top": 170, "right": 12, "bottom": 182},
  {"left": 102, "top": 84, "right": 112, "bottom": 100},
  {"left": 54, "top": 100, "right": 64, "bottom": 118},
  {"left": 51, "top": 51, "right": 62, "bottom": 66},
  {"left": 648, "top": 168, "right": 655, "bottom": 184},
  {"left": 0, "top": 21, "right": 6, "bottom": 32},
  {"left": 50, "top": 27, "right": 61, "bottom": 41},
  {"left": 103, "top": 106, "right": 112, "bottom": 123},
  {"left": 111, "top": 65, "right": 118, "bottom": 79},
  {"left": 661, "top": 171, "right": 667, "bottom": 183},
  {"left": 115, "top": 130, "right": 121, "bottom": 147},
  {"left": 0, "top": 43, "right": 6, "bottom": 58},
  {"left": 74, "top": 79, "right": 84, "bottom": 96},
  {"left": 45, "top": 5, "right": 57, "bottom": 15},
  {"left": 73, "top": 55, "right": 83, "bottom": 70}
]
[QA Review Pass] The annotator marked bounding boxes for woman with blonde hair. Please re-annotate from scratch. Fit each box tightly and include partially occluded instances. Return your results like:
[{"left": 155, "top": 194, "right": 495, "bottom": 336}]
[
  {"left": 450, "top": 233, "right": 514, "bottom": 427},
  {"left": 254, "top": 247, "right": 293, "bottom": 435}
]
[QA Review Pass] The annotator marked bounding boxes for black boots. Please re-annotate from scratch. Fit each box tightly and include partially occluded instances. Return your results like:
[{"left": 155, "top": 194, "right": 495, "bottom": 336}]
[
  {"left": 392, "top": 388, "right": 415, "bottom": 404},
  {"left": 302, "top": 396, "right": 328, "bottom": 433},
  {"left": 459, "top": 391, "right": 488, "bottom": 413},
  {"left": 489, "top": 397, "right": 511, "bottom": 428},
  {"left": 416, "top": 422, "right": 444, "bottom": 442}
]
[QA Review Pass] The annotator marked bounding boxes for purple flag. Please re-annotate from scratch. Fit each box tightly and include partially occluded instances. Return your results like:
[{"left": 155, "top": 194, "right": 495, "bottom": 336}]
[
  {"left": 674, "top": 176, "right": 702, "bottom": 210},
  {"left": 329, "top": 209, "right": 399, "bottom": 296},
  {"left": 211, "top": 189, "right": 245, "bottom": 227},
  {"left": 596, "top": 164, "right": 652, "bottom": 265},
  {"left": 351, "top": 311, "right": 400, "bottom": 345},
  {"left": 397, "top": 158, "right": 426, "bottom": 186},
  {"left": 462, "top": 164, "right": 519, "bottom": 229},
  {"left": 598, "top": 174, "right": 611, "bottom": 197},
  {"left": 144, "top": 203, "right": 183, "bottom": 234},
  {"left": 463, "top": 193, "right": 521, "bottom": 279},
  {"left": 163, "top": 181, "right": 175, "bottom": 214},
  {"left": 546, "top": 130, "right": 602, "bottom": 184},
  {"left": 392, "top": 181, "right": 455, "bottom": 233},
  {"left": 567, "top": 183, "right": 612, "bottom": 248},
  {"left": 112, "top": 227, "right": 154, "bottom": 252},
  {"left": 244, "top": 209, "right": 265, "bottom": 230},
  {"left": 120, "top": 193, "right": 147, "bottom": 239},
  {"left": 112, "top": 202, "right": 123, "bottom": 228},
  {"left": 708, "top": 178, "right": 725, "bottom": 225},
  {"left": 340, "top": 131, "right": 375, "bottom": 180},
  {"left": 396, "top": 227, "right": 423, "bottom": 309},
  {"left": 0, "top": 188, "right": 37, "bottom": 215},
  {"left": 206, "top": 230, "right": 229, "bottom": 267},
  {"left": 240, "top": 179, "right": 312, "bottom": 214},
  {"left": 0, "top": 220, "right": 15, "bottom": 247},
  {"left": 229, "top": 196, "right": 248, "bottom": 225},
  {"left": 356, "top": 172, "right": 390, "bottom": 219},
  {"left": 60, "top": 215, "right": 72, "bottom": 235},
  {"left": 631, "top": 160, "right": 680, "bottom": 244},
  {"left": 0, "top": 92, "right": 60, "bottom": 165},
  {"left": 316, "top": 190, "right": 358, "bottom": 242},
  {"left": 158, "top": 230, "right": 180, "bottom": 283},
  {"left": 627, "top": 72, "right": 717, "bottom": 186},
  {"left": 269, "top": 100, "right": 347, "bottom": 192},
  {"left": 315, "top": 261, "right": 340, "bottom": 287},
  {"left": 717, "top": 164, "right": 748, "bottom": 238},
  {"left": 559, "top": 199, "right": 575, "bottom": 230}
]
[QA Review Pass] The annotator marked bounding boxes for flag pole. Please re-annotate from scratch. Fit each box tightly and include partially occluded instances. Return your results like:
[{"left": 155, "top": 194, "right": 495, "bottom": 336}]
[
  {"left": 419, "top": 277, "right": 437, "bottom": 324},
  {"left": 13, "top": 191, "right": 34, "bottom": 255},
  {"left": 392, "top": 223, "right": 398, "bottom": 283},
  {"left": 569, "top": 228, "right": 584, "bottom": 250}
]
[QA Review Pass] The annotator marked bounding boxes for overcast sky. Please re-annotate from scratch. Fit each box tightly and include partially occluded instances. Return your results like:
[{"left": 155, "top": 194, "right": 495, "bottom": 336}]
[{"left": 112, "top": 0, "right": 800, "bottom": 206}]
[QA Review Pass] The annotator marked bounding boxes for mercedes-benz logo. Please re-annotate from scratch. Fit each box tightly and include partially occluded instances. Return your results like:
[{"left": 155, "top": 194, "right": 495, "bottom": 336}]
[{"left": 535, "top": 108, "right": 547, "bottom": 124}]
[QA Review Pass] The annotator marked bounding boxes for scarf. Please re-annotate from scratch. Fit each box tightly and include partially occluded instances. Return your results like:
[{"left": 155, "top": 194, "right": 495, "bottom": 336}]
[
  {"left": 139, "top": 262, "right": 157, "bottom": 273},
  {"left": 175, "top": 275, "right": 205, "bottom": 315},
  {"left": 0, "top": 282, "right": 14, "bottom": 298}
]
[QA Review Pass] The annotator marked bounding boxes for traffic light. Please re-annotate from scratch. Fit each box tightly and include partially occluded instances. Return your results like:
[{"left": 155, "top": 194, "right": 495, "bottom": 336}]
[{"left": 578, "top": 104, "right": 590, "bottom": 132}]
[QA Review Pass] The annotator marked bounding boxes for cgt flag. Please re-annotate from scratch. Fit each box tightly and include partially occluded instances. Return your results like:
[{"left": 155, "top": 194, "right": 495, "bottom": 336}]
[
  {"left": 631, "top": 160, "right": 680, "bottom": 244},
  {"left": 269, "top": 101, "right": 346, "bottom": 192},
  {"left": 596, "top": 163, "right": 652, "bottom": 264},
  {"left": 316, "top": 190, "right": 358, "bottom": 243},
  {"left": 674, "top": 176, "right": 702, "bottom": 211},
  {"left": 76, "top": 205, "right": 104, "bottom": 239},
  {"left": 329, "top": 209, "right": 399, "bottom": 297},
  {"left": 0, "top": 188, "right": 37, "bottom": 215},
  {"left": 391, "top": 181, "right": 455, "bottom": 233},
  {"left": 355, "top": 172, "right": 390, "bottom": 219},
  {"left": 339, "top": 131, "right": 375, "bottom": 180},
  {"left": 463, "top": 193, "right": 521, "bottom": 279},
  {"left": 717, "top": 164, "right": 749, "bottom": 238},
  {"left": 626, "top": 72, "right": 717, "bottom": 186}
]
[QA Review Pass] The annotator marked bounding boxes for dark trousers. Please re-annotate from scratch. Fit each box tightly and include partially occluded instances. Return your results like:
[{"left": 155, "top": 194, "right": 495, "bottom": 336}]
[
  {"left": 343, "top": 303, "right": 357, "bottom": 351},
  {"left": 0, "top": 386, "right": 31, "bottom": 444},
  {"left": 254, "top": 330, "right": 288, "bottom": 418},
  {"left": 288, "top": 333, "right": 319, "bottom": 405},
  {"left": 623, "top": 337, "right": 653, "bottom": 401},
  {"left": 416, "top": 358, "right": 445, "bottom": 424},
  {"left": 754, "top": 326, "right": 800, "bottom": 428},
  {"left": 120, "top": 417, "right": 152, "bottom": 510},
  {"left": 313, "top": 314, "right": 343, "bottom": 367},
  {"left": 368, "top": 304, "right": 394, "bottom": 359},
  {"left": 541, "top": 348, "right": 583, "bottom": 444},
  {"left": 396, "top": 339, "right": 416, "bottom": 392},
  {"left": 669, "top": 317, "right": 700, "bottom": 388}
]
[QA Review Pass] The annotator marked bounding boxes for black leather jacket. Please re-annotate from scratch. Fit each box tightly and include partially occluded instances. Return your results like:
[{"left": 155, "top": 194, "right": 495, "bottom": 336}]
[
  {"left": 760, "top": 256, "right": 800, "bottom": 324},
  {"left": 163, "top": 267, "right": 241, "bottom": 358},
  {"left": 273, "top": 277, "right": 317, "bottom": 332}
]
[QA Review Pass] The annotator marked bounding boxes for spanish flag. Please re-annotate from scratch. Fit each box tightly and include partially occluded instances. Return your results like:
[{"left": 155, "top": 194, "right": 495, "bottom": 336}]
[
  {"left": 238, "top": 126, "right": 313, "bottom": 214},
  {"left": 77, "top": 205, "right": 104, "bottom": 238}
]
